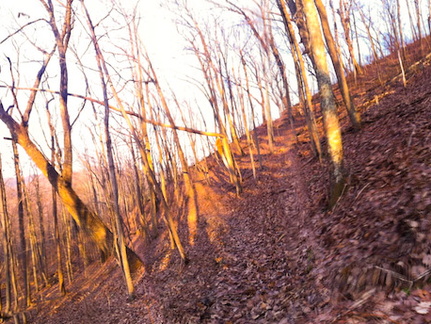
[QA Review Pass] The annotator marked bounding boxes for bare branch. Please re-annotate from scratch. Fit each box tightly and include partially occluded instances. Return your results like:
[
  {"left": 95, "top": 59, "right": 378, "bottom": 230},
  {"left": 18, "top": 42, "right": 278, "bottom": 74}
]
[
  {"left": 0, "top": 19, "right": 46, "bottom": 45},
  {"left": 0, "top": 84, "right": 224, "bottom": 138}
]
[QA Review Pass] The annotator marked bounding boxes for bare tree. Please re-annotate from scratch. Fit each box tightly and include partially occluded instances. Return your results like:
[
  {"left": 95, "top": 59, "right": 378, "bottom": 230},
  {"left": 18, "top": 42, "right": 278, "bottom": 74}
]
[
  {"left": 225, "top": 1, "right": 294, "bottom": 127},
  {"left": 177, "top": 2, "right": 243, "bottom": 194},
  {"left": 314, "top": 0, "right": 361, "bottom": 130},
  {"left": 277, "top": 0, "right": 322, "bottom": 159},
  {"left": 338, "top": 0, "right": 363, "bottom": 77},
  {"left": 0, "top": 154, "right": 19, "bottom": 316},
  {"left": 295, "top": 0, "right": 346, "bottom": 207}
]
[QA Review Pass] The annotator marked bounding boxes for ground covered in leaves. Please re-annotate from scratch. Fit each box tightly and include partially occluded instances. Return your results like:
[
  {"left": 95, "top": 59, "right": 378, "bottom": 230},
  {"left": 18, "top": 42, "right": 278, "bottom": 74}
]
[{"left": 18, "top": 47, "right": 431, "bottom": 323}]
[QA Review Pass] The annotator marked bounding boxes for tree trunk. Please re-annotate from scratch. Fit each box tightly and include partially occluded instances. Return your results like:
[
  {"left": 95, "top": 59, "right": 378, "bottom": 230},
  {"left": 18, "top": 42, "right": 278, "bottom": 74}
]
[
  {"left": 0, "top": 154, "right": 13, "bottom": 315},
  {"left": 414, "top": 0, "right": 423, "bottom": 51},
  {"left": 298, "top": 0, "right": 346, "bottom": 208},
  {"left": 277, "top": 0, "right": 322, "bottom": 159},
  {"left": 147, "top": 60, "right": 200, "bottom": 245},
  {"left": 11, "top": 140, "right": 30, "bottom": 306},
  {"left": 34, "top": 175, "right": 47, "bottom": 278},
  {"left": 405, "top": 0, "right": 418, "bottom": 41},
  {"left": 314, "top": 0, "right": 361, "bottom": 130},
  {"left": 339, "top": 0, "right": 363, "bottom": 77}
]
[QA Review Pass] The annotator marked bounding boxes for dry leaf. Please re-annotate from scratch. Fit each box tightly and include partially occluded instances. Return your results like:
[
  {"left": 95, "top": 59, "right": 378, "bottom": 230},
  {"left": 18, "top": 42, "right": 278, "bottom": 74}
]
[
  {"left": 414, "top": 301, "right": 431, "bottom": 315},
  {"left": 422, "top": 254, "right": 431, "bottom": 266}
]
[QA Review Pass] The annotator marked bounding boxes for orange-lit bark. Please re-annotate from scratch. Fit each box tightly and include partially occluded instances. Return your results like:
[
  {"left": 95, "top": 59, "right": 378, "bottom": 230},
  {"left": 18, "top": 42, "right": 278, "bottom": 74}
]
[
  {"left": 277, "top": 0, "right": 322, "bottom": 160},
  {"left": 298, "top": 0, "right": 346, "bottom": 208},
  {"left": 314, "top": 0, "right": 361, "bottom": 130}
]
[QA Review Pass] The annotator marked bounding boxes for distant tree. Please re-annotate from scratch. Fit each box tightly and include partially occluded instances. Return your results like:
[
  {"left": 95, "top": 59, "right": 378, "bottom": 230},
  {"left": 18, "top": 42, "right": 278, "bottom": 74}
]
[
  {"left": 413, "top": 0, "right": 423, "bottom": 41},
  {"left": 10, "top": 138, "right": 30, "bottom": 306},
  {"left": 145, "top": 59, "right": 199, "bottom": 245},
  {"left": 225, "top": 0, "right": 294, "bottom": 129},
  {"left": 0, "top": 154, "right": 19, "bottom": 315},
  {"left": 177, "top": 1, "right": 243, "bottom": 195},
  {"left": 338, "top": 0, "right": 363, "bottom": 77},
  {"left": 353, "top": 1, "right": 381, "bottom": 63},
  {"left": 81, "top": 0, "right": 142, "bottom": 298},
  {"left": 46, "top": 101, "right": 66, "bottom": 295}
]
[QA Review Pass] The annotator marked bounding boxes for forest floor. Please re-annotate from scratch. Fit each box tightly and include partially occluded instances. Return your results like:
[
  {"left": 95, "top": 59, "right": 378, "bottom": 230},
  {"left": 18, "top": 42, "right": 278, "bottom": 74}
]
[{"left": 20, "top": 45, "right": 431, "bottom": 323}]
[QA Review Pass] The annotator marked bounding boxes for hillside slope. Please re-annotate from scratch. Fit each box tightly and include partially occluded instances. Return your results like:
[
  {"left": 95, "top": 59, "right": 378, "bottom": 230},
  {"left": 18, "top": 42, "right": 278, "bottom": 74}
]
[{"left": 22, "top": 49, "right": 431, "bottom": 323}]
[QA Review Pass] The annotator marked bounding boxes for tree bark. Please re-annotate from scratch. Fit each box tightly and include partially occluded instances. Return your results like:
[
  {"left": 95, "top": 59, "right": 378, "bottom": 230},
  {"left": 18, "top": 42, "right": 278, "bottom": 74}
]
[
  {"left": 277, "top": 0, "right": 322, "bottom": 159},
  {"left": 314, "top": 0, "right": 361, "bottom": 130},
  {"left": 0, "top": 154, "right": 14, "bottom": 314},
  {"left": 298, "top": 0, "right": 346, "bottom": 208},
  {"left": 11, "top": 140, "right": 30, "bottom": 306}
]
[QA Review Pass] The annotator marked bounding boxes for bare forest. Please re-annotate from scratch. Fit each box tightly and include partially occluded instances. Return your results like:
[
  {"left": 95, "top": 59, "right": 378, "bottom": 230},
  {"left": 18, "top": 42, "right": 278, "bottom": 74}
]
[{"left": 0, "top": 0, "right": 430, "bottom": 323}]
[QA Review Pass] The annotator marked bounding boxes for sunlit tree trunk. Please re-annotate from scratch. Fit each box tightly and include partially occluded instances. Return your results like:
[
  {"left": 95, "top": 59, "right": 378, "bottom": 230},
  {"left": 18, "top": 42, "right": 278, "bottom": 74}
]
[
  {"left": 314, "top": 0, "right": 361, "bottom": 130},
  {"left": 219, "top": 51, "right": 245, "bottom": 156},
  {"left": 298, "top": 0, "right": 346, "bottom": 208},
  {"left": 61, "top": 209, "right": 73, "bottom": 283},
  {"left": 235, "top": 57, "right": 256, "bottom": 178},
  {"left": 183, "top": 8, "right": 243, "bottom": 194},
  {"left": 277, "top": 0, "right": 322, "bottom": 159},
  {"left": 0, "top": 1, "right": 135, "bottom": 270},
  {"left": 129, "top": 141, "right": 148, "bottom": 239},
  {"left": 252, "top": 56, "right": 275, "bottom": 154},
  {"left": 34, "top": 175, "right": 47, "bottom": 277},
  {"left": 149, "top": 105, "right": 171, "bottom": 204},
  {"left": 225, "top": 2, "right": 276, "bottom": 153},
  {"left": 146, "top": 60, "right": 199, "bottom": 245},
  {"left": 129, "top": 26, "right": 160, "bottom": 237},
  {"left": 76, "top": 8, "right": 187, "bottom": 261},
  {"left": 24, "top": 184, "right": 44, "bottom": 292}
]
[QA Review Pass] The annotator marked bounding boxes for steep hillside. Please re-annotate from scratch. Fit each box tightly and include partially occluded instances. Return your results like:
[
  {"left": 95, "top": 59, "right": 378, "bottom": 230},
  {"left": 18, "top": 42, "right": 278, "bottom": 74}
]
[{"left": 18, "top": 47, "right": 431, "bottom": 323}]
